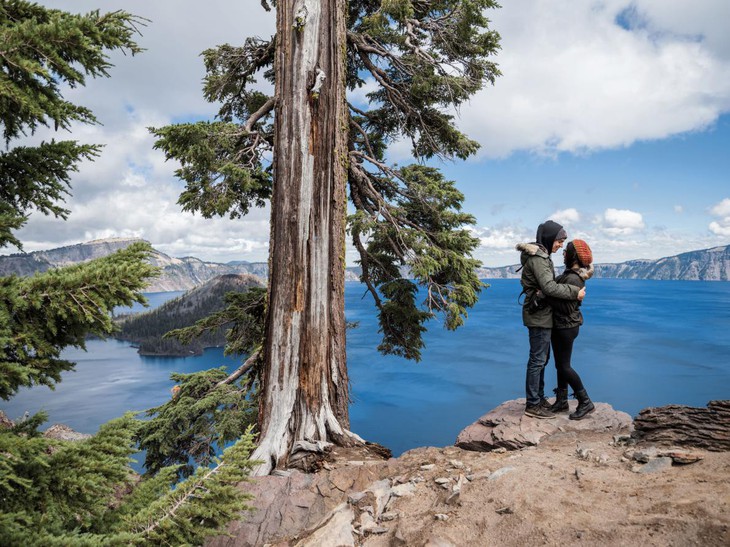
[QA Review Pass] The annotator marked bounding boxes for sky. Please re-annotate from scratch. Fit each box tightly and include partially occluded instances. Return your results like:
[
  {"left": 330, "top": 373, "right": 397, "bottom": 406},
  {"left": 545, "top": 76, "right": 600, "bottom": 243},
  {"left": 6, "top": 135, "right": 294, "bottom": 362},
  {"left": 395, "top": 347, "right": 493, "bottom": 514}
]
[{"left": 7, "top": 0, "right": 730, "bottom": 267}]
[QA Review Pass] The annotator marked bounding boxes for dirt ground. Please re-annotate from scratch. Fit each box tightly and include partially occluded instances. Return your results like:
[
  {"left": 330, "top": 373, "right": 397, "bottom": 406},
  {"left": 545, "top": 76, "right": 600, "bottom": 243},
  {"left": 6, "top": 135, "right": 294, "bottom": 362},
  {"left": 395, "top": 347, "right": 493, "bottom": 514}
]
[{"left": 345, "top": 430, "right": 730, "bottom": 547}]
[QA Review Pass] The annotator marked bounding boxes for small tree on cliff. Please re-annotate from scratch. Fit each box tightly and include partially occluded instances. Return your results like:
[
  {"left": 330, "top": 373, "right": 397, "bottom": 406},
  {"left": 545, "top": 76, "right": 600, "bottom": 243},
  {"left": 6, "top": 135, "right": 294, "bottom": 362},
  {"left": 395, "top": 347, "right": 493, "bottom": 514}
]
[
  {"left": 152, "top": 0, "right": 501, "bottom": 474},
  {"left": 0, "top": 3, "right": 255, "bottom": 543}
]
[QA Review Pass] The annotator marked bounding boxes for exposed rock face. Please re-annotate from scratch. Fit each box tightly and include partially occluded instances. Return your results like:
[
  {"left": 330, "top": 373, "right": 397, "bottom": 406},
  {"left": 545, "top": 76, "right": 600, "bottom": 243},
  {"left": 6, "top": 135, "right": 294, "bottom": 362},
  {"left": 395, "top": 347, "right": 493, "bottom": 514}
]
[
  {"left": 594, "top": 245, "right": 730, "bottom": 280},
  {"left": 207, "top": 450, "right": 398, "bottom": 547},
  {"left": 475, "top": 245, "right": 730, "bottom": 280},
  {"left": 4, "top": 239, "right": 729, "bottom": 289},
  {"left": 0, "top": 237, "right": 360, "bottom": 291},
  {"left": 455, "top": 399, "right": 632, "bottom": 452},
  {"left": 43, "top": 424, "right": 92, "bottom": 442},
  {"left": 633, "top": 400, "right": 730, "bottom": 451},
  {"left": 0, "top": 238, "right": 137, "bottom": 276}
]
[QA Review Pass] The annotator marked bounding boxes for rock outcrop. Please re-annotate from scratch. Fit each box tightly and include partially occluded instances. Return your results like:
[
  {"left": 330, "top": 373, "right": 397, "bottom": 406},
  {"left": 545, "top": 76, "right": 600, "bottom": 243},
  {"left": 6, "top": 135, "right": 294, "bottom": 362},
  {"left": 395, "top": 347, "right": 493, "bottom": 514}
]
[
  {"left": 455, "top": 398, "right": 632, "bottom": 452},
  {"left": 633, "top": 400, "right": 730, "bottom": 451}
]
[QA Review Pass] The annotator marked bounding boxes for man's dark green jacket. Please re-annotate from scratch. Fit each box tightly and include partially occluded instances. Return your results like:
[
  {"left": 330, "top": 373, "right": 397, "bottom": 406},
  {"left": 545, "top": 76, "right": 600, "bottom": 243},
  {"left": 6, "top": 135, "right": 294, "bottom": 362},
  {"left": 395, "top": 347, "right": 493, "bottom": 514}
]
[{"left": 516, "top": 242, "right": 579, "bottom": 328}]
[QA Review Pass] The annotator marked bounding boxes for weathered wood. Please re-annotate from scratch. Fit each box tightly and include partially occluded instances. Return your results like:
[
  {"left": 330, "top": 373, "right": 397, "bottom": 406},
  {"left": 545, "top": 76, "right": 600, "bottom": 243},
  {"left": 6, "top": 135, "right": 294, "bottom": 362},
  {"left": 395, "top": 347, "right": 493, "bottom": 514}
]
[
  {"left": 251, "top": 0, "right": 354, "bottom": 475},
  {"left": 632, "top": 400, "right": 730, "bottom": 451}
]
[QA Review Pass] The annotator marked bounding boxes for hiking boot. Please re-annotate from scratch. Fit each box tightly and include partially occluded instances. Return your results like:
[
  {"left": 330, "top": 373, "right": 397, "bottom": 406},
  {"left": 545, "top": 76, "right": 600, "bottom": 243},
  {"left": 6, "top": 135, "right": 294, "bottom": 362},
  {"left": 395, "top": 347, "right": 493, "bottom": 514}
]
[
  {"left": 524, "top": 404, "right": 556, "bottom": 419},
  {"left": 550, "top": 388, "right": 569, "bottom": 413},
  {"left": 538, "top": 397, "right": 552, "bottom": 410},
  {"left": 569, "top": 389, "right": 595, "bottom": 420}
]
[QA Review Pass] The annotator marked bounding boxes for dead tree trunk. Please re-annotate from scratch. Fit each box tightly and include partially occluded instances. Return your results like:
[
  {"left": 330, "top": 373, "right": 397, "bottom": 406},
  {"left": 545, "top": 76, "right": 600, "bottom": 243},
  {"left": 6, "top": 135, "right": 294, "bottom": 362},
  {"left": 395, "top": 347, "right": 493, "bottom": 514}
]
[{"left": 251, "top": 0, "right": 357, "bottom": 475}]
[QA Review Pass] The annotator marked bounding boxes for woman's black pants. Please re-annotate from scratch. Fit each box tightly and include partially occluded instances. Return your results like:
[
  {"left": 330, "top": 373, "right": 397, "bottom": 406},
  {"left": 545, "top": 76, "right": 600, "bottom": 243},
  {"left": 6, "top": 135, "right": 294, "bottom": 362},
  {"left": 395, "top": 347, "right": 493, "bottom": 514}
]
[{"left": 551, "top": 326, "right": 585, "bottom": 392}]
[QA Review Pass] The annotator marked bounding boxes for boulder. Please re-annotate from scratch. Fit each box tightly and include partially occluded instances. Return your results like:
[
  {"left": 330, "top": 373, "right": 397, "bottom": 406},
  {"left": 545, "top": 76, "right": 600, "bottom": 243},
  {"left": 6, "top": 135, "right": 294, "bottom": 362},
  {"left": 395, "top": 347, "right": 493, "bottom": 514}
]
[
  {"left": 43, "top": 424, "right": 92, "bottom": 442},
  {"left": 632, "top": 400, "right": 730, "bottom": 451},
  {"left": 455, "top": 399, "right": 632, "bottom": 452}
]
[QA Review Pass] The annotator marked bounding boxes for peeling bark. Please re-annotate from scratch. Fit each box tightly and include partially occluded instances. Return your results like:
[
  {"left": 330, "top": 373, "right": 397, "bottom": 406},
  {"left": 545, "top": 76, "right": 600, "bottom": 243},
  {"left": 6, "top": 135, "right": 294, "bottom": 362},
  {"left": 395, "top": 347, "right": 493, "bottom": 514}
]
[{"left": 251, "top": 0, "right": 356, "bottom": 476}]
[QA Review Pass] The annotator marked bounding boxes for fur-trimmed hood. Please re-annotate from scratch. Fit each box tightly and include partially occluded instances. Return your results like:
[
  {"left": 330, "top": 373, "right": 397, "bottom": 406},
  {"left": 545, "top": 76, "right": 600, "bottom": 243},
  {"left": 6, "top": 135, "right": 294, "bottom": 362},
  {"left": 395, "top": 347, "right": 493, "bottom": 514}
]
[
  {"left": 569, "top": 264, "right": 594, "bottom": 281},
  {"left": 515, "top": 242, "right": 547, "bottom": 257}
]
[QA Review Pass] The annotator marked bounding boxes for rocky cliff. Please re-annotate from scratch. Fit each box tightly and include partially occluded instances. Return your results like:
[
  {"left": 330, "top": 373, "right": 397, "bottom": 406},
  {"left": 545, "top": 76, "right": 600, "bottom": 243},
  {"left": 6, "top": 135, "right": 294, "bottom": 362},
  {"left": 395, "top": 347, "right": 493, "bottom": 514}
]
[
  {"left": 476, "top": 244, "right": 730, "bottom": 281},
  {"left": 0, "top": 238, "right": 270, "bottom": 292},
  {"left": 593, "top": 245, "right": 730, "bottom": 281},
  {"left": 2, "top": 239, "right": 728, "bottom": 289}
]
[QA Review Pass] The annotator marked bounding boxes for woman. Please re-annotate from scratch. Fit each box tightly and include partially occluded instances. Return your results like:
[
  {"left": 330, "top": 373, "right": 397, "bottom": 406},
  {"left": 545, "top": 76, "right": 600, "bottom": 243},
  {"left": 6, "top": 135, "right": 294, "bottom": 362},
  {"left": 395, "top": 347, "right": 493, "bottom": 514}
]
[{"left": 548, "top": 239, "right": 595, "bottom": 420}]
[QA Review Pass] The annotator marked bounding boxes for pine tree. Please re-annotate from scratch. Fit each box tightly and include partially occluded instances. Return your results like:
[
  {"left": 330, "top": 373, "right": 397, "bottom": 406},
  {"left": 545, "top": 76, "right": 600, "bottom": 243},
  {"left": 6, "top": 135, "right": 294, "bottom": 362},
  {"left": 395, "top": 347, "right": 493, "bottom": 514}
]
[
  {"left": 152, "top": 0, "right": 501, "bottom": 474},
  {"left": 0, "top": 2, "right": 256, "bottom": 543}
]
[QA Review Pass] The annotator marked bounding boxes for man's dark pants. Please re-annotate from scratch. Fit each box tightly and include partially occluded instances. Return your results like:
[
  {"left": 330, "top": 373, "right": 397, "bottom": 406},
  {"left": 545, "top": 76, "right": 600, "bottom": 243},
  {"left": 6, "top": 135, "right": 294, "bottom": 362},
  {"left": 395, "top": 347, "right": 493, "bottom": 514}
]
[{"left": 526, "top": 326, "right": 551, "bottom": 406}]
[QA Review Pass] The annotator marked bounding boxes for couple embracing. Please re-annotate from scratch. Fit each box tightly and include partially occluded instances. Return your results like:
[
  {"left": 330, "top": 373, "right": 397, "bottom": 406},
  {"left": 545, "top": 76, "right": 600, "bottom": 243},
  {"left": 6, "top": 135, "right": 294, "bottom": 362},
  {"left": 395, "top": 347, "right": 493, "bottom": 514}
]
[{"left": 517, "top": 220, "right": 595, "bottom": 420}]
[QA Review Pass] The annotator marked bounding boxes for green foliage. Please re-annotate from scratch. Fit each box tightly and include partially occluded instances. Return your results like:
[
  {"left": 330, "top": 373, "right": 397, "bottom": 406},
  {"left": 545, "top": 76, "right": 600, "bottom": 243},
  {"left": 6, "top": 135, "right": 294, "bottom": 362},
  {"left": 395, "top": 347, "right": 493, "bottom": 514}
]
[
  {"left": 150, "top": 121, "right": 272, "bottom": 219},
  {"left": 350, "top": 165, "right": 484, "bottom": 360},
  {"left": 137, "top": 367, "right": 258, "bottom": 478},
  {"left": 0, "top": 0, "right": 145, "bottom": 249},
  {"left": 1, "top": 4, "right": 256, "bottom": 545},
  {"left": 0, "top": 242, "right": 158, "bottom": 400},
  {"left": 115, "top": 431, "right": 257, "bottom": 546},
  {"left": 134, "top": 287, "right": 265, "bottom": 477},
  {"left": 165, "top": 286, "right": 267, "bottom": 357},
  {"left": 0, "top": 140, "right": 98, "bottom": 249},
  {"left": 153, "top": 0, "right": 500, "bottom": 361},
  {"left": 0, "top": 414, "right": 257, "bottom": 546}
]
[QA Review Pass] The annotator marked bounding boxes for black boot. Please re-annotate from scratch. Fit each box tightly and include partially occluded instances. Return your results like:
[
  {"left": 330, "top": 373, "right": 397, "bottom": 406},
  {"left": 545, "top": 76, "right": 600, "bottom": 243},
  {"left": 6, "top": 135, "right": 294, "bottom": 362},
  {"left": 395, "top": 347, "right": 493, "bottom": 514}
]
[
  {"left": 550, "top": 388, "right": 569, "bottom": 413},
  {"left": 569, "top": 389, "right": 595, "bottom": 420}
]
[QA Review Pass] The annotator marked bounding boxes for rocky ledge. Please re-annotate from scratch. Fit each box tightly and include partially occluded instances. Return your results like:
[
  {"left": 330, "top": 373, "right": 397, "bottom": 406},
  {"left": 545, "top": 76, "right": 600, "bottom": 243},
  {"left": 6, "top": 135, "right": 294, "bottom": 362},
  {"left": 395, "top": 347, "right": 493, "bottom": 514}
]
[
  {"left": 454, "top": 398, "right": 632, "bottom": 452},
  {"left": 208, "top": 399, "right": 730, "bottom": 546}
]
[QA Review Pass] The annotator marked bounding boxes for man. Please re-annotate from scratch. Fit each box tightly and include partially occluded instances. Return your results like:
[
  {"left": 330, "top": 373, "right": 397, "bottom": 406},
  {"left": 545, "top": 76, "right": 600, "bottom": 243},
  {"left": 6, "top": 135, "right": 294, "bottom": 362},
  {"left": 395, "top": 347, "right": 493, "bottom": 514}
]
[{"left": 516, "top": 220, "right": 586, "bottom": 419}]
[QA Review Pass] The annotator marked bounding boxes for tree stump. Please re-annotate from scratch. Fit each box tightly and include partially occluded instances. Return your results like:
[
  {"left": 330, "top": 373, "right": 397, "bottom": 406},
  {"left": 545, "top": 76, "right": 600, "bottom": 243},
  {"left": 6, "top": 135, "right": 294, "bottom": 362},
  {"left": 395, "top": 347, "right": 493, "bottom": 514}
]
[{"left": 633, "top": 400, "right": 730, "bottom": 451}]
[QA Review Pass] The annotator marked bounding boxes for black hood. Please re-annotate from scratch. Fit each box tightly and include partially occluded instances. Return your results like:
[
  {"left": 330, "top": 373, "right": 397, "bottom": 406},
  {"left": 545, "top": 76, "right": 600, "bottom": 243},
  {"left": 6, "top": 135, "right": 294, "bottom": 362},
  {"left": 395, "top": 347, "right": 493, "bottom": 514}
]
[{"left": 535, "top": 220, "right": 564, "bottom": 255}]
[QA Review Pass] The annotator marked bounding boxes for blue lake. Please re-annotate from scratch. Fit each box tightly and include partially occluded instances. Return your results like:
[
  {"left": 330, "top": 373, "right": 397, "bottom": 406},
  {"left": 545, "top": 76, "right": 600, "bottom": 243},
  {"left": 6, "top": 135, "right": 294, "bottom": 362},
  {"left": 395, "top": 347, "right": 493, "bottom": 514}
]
[{"left": 3, "top": 280, "right": 729, "bottom": 458}]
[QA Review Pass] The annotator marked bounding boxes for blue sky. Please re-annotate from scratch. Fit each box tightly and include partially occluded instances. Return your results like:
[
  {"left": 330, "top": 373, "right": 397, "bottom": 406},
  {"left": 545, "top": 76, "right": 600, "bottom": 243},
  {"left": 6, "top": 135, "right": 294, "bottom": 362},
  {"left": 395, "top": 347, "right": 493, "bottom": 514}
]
[{"left": 9, "top": 0, "right": 730, "bottom": 267}]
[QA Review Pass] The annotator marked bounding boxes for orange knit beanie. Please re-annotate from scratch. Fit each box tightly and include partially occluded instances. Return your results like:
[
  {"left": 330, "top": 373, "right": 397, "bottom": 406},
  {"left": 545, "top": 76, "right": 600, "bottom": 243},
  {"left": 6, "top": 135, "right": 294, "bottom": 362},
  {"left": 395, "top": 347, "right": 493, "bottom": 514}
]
[{"left": 572, "top": 239, "right": 593, "bottom": 267}]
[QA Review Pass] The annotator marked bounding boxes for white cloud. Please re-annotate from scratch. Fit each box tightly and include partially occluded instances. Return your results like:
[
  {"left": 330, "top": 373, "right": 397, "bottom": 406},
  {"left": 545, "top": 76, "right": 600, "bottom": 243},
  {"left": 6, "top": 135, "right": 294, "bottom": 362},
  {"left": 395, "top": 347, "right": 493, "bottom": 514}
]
[
  {"left": 6, "top": 1, "right": 730, "bottom": 267},
  {"left": 709, "top": 198, "right": 730, "bottom": 217},
  {"left": 459, "top": 0, "right": 730, "bottom": 158},
  {"left": 708, "top": 197, "right": 730, "bottom": 236},
  {"left": 599, "top": 208, "right": 646, "bottom": 236},
  {"left": 550, "top": 208, "right": 580, "bottom": 226},
  {"left": 674, "top": 205, "right": 684, "bottom": 214},
  {"left": 472, "top": 225, "right": 530, "bottom": 250}
]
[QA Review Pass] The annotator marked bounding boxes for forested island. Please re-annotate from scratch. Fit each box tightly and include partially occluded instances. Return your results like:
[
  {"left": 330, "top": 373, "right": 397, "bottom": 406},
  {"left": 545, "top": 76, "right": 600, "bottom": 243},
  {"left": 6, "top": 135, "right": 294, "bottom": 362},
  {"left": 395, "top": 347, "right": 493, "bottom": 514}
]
[{"left": 115, "top": 274, "right": 264, "bottom": 356}]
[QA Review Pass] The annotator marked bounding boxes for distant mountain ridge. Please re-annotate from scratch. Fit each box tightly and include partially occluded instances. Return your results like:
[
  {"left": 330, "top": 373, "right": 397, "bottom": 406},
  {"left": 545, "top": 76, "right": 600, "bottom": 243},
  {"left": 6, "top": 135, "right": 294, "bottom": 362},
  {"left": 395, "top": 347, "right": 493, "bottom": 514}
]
[
  {"left": 476, "top": 244, "right": 730, "bottom": 281},
  {"left": 0, "top": 238, "right": 274, "bottom": 291},
  {"left": 1, "top": 239, "right": 728, "bottom": 288}
]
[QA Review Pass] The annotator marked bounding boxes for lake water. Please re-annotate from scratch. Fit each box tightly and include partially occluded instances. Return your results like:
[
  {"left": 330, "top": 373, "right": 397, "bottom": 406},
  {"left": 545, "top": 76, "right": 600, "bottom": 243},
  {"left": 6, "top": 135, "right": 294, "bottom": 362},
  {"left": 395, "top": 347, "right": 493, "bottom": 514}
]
[{"left": 3, "top": 280, "right": 729, "bottom": 458}]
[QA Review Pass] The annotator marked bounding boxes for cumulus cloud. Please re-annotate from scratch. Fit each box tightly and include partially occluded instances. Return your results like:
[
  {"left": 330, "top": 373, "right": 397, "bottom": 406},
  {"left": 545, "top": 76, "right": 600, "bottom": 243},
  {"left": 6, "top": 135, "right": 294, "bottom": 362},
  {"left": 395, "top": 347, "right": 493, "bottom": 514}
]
[
  {"left": 709, "top": 198, "right": 730, "bottom": 236},
  {"left": 599, "top": 208, "right": 646, "bottom": 236},
  {"left": 674, "top": 205, "right": 684, "bottom": 214},
  {"left": 470, "top": 225, "right": 533, "bottom": 267},
  {"left": 7, "top": 1, "right": 730, "bottom": 266},
  {"left": 549, "top": 208, "right": 581, "bottom": 226},
  {"left": 459, "top": 0, "right": 730, "bottom": 158}
]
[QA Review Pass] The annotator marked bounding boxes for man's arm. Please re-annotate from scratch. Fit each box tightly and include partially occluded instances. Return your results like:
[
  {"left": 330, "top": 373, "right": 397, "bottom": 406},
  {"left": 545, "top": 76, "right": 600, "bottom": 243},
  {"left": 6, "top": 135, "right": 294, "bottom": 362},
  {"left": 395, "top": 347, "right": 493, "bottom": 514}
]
[{"left": 532, "top": 257, "right": 580, "bottom": 300}]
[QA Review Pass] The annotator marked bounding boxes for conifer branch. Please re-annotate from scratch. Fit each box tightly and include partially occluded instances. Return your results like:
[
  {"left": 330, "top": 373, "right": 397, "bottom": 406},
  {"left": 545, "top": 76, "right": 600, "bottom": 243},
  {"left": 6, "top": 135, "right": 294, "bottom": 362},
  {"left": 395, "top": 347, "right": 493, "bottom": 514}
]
[{"left": 216, "top": 348, "right": 261, "bottom": 387}]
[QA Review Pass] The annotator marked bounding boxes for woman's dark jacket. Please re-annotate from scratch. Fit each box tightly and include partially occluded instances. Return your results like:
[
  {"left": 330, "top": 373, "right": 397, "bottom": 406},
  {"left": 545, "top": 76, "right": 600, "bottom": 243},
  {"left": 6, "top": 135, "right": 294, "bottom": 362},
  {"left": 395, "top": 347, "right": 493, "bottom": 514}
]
[
  {"left": 549, "top": 265, "right": 594, "bottom": 329},
  {"left": 516, "top": 242, "right": 579, "bottom": 328}
]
